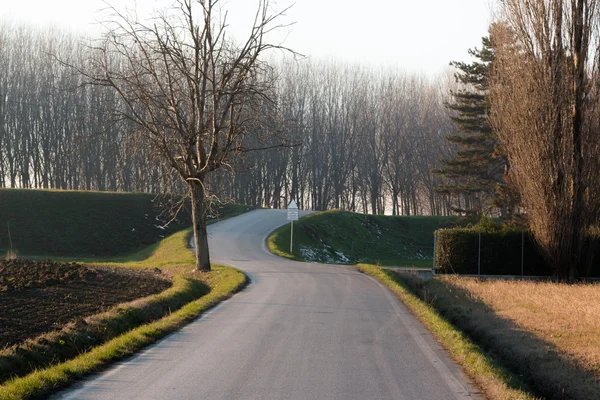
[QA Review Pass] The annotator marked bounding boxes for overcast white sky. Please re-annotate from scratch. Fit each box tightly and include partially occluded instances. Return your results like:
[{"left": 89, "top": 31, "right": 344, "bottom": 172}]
[{"left": 3, "top": 0, "right": 495, "bottom": 76}]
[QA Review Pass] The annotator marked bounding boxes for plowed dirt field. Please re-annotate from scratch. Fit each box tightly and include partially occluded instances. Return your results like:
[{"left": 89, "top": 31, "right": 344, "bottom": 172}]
[{"left": 0, "top": 259, "right": 171, "bottom": 348}]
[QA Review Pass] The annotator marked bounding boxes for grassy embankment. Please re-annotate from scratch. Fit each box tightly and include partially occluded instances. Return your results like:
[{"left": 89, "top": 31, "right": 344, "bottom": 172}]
[
  {"left": 0, "top": 189, "right": 249, "bottom": 399},
  {"left": 360, "top": 266, "right": 600, "bottom": 400},
  {"left": 0, "top": 188, "right": 249, "bottom": 259},
  {"left": 268, "top": 209, "right": 457, "bottom": 267}
]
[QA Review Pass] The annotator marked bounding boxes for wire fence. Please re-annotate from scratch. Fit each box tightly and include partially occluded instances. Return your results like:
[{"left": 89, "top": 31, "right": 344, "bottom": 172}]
[{"left": 434, "top": 231, "right": 553, "bottom": 276}]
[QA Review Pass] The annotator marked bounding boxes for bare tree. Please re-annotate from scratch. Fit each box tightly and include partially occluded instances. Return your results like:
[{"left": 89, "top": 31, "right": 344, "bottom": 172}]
[
  {"left": 490, "top": 2, "right": 600, "bottom": 280},
  {"left": 76, "top": 0, "right": 291, "bottom": 270},
  {"left": 0, "top": 20, "right": 460, "bottom": 221}
]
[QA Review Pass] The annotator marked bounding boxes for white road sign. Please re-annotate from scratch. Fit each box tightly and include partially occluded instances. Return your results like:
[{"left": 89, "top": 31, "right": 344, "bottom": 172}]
[
  {"left": 287, "top": 200, "right": 298, "bottom": 252},
  {"left": 287, "top": 200, "right": 299, "bottom": 221}
]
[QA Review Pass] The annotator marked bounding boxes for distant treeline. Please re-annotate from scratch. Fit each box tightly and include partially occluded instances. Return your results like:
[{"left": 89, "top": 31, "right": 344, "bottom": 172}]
[{"left": 0, "top": 22, "right": 465, "bottom": 215}]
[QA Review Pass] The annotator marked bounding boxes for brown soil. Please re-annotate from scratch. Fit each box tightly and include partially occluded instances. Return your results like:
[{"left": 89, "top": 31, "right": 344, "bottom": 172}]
[{"left": 0, "top": 259, "right": 171, "bottom": 348}]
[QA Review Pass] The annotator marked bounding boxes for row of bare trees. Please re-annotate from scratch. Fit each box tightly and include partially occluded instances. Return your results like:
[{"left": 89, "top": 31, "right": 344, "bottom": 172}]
[
  {"left": 210, "top": 61, "right": 460, "bottom": 215},
  {"left": 0, "top": 22, "right": 466, "bottom": 217},
  {"left": 0, "top": 22, "right": 171, "bottom": 192}
]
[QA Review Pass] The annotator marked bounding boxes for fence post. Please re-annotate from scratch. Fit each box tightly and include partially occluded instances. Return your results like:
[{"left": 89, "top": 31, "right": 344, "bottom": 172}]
[
  {"left": 432, "top": 232, "right": 437, "bottom": 272},
  {"left": 478, "top": 231, "right": 481, "bottom": 276},
  {"left": 521, "top": 231, "right": 524, "bottom": 276},
  {"left": 290, "top": 220, "right": 294, "bottom": 253}
]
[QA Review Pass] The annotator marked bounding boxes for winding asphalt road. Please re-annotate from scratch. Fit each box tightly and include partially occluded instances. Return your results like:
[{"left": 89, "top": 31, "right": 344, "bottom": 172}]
[{"left": 53, "top": 209, "right": 481, "bottom": 400}]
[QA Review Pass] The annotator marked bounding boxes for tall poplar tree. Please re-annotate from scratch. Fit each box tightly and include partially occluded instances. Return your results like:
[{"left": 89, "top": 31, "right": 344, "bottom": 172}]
[{"left": 490, "top": 0, "right": 600, "bottom": 281}]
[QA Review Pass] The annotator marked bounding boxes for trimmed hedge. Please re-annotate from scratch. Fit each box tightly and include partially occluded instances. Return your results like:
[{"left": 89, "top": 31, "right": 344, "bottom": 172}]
[{"left": 435, "top": 228, "right": 600, "bottom": 277}]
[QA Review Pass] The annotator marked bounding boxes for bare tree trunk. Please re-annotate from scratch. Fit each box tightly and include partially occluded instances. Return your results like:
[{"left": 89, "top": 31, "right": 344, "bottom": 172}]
[
  {"left": 190, "top": 180, "right": 210, "bottom": 271},
  {"left": 568, "top": 0, "right": 586, "bottom": 281}
]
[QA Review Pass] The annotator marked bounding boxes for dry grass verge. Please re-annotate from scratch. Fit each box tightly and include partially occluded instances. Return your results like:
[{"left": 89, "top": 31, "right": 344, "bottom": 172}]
[
  {"left": 429, "top": 276, "right": 600, "bottom": 400},
  {"left": 357, "top": 264, "right": 538, "bottom": 400}
]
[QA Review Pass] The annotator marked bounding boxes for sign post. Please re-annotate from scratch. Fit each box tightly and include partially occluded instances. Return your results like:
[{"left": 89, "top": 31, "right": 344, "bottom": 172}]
[{"left": 287, "top": 200, "right": 299, "bottom": 253}]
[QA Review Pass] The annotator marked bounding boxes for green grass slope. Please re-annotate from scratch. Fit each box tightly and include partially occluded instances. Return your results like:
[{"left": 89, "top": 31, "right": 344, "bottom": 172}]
[
  {"left": 0, "top": 189, "right": 248, "bottom": 258},
  {"left": 269, "top": 210, "right": 459, "bottom": 267}
]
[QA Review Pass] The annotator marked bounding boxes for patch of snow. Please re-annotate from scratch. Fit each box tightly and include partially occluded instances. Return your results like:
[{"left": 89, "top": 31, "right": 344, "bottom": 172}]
[
  {"left": 300, "top": 246, "right": 319, "bottom": 260},
  {"left": 299, "top": 245, "right": 352, "bottom": 265},
  {"left": 334, "top": 251, "right": 350, "bottom": 263},
  {"left": 154, "top": 224, "right": 166, "bottom": 230},
  {"left": 131, "top": 228, "right": 136, "bottom": 232}
]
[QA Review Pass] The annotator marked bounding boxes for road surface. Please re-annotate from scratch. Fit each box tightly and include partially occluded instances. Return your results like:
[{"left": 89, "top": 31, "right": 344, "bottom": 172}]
[{"left": 53, "top": 209, "right": 481, "bottom": 400}]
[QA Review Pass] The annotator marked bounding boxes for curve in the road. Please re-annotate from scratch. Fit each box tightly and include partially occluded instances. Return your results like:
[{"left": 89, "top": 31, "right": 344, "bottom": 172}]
[{"left": 53, "top": 209, "right": 481, "bottom": 400}]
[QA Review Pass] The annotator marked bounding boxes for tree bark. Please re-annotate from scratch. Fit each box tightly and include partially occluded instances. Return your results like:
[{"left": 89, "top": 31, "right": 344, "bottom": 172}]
[
  {"left": 567, "top": 0, "right": 586, "bottom": 282},
  {"left": 190, "top": 180, "right": 211, "bottom": 271}
]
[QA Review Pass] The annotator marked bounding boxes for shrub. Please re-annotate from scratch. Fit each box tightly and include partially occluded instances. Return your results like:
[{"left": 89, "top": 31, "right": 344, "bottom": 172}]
[
  {"left": 435, "top": 228, "right": 549, "bottom": 276},
  {"left": 435, "top": 227, "right": 600, "bottom": 277}
]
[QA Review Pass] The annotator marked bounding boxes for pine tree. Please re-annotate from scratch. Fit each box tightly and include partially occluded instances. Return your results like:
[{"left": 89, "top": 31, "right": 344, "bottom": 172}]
[{"left": 436, "top": 34, "right": 511, "bottom": 216}]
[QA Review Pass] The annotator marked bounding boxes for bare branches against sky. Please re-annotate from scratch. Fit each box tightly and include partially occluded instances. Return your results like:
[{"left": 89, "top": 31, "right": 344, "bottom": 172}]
[{"left": 4, "top": 0, "right": 493, "bottom": 76}]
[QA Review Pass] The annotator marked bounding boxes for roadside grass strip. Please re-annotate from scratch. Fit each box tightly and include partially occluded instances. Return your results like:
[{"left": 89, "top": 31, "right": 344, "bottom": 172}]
[
  {"left": 356, "top": 264, "right": 538, "bottom": 400},
  {"left": 267, "top": 230, "right": 296, "bottom": 261},
  {"left": 0, "top": 265, "right": 247, "bottom": 400}
]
